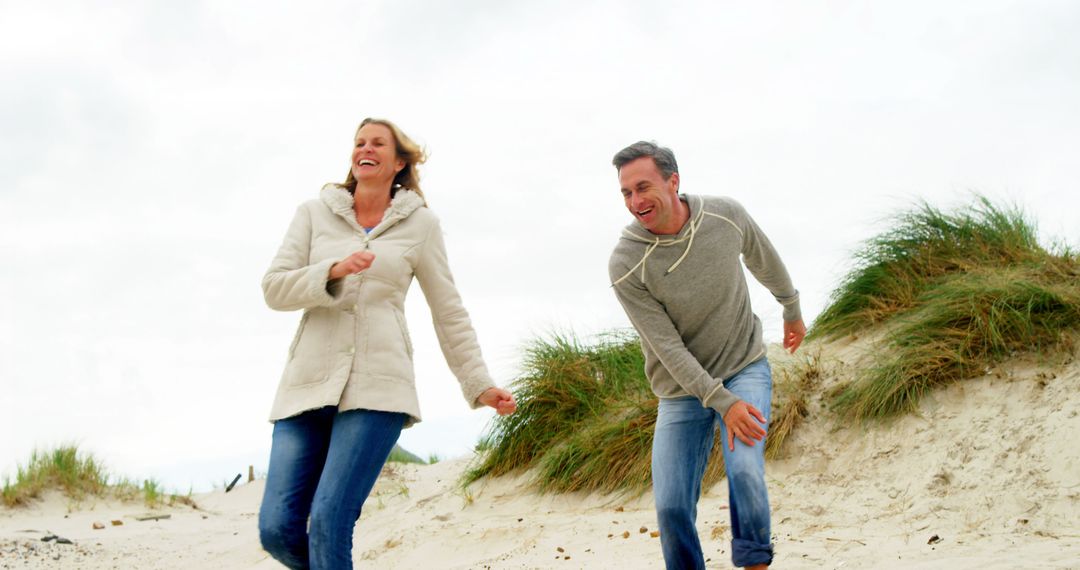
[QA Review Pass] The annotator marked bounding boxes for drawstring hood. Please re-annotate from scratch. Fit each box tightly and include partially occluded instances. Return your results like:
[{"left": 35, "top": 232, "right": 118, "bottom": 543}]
[
  {"left": 613, "top": 195, "right": 740, "bottom": 287},
  {"left": 607, "top": 193, "right": 801, "bottom": 418}
]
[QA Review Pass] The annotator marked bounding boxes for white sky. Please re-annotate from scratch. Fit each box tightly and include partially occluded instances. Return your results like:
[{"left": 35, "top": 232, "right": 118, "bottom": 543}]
[{"left": 2, "top": 0, "right": 1078, "bottom": 491}]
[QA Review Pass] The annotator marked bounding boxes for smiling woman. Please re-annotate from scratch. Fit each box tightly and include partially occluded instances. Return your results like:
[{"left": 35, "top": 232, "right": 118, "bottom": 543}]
[
  {"left": 256, "top": 117, "right": 517, "bottom": 569},
  {"left": 342, "top": 118, "right": 427, "bottom": 202}
]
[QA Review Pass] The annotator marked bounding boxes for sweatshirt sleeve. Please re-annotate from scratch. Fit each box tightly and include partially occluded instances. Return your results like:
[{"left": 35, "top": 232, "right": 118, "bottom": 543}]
[
  {"left": 414, "top": 216, "right": 496, "bottom": 408},
  {"left": 734, "top": 201, "right": 802, "bottom": 322},
  {"left": 261, "top": 204, "right": 342, "bottom": 312},
  {"left": 608, "top": 259, "right": 742, "bottom": 415}
]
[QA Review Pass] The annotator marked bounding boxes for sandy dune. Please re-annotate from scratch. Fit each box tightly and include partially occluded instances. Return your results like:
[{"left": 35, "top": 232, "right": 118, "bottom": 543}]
[{"left": 3, "top": 342, "right": 1079, "bottom": 569}]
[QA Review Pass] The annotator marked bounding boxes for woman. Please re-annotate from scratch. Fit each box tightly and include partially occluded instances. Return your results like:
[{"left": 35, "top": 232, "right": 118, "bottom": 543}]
[{"left": 258, "top": 118, "right": 516, "bottom": 569}]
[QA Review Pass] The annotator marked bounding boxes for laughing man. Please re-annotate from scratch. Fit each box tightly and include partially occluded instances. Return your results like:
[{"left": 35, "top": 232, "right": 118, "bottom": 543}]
[{"left": 608, "top": 141, "right": 805, "bottom": 570}]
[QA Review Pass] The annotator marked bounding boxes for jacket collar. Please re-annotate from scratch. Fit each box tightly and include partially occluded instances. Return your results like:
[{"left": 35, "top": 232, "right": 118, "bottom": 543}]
[{"left": 320, "top": 183, "right": 425, "bottom": 238}]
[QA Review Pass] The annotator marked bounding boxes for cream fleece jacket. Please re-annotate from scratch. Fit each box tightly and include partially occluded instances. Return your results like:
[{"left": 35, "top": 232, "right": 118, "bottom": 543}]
[
  {"left": 262, "top": 184, "right": 495, "bottom": 426},
  {"left": 608, "top": 194, "right": 801, "bottom": 416}
]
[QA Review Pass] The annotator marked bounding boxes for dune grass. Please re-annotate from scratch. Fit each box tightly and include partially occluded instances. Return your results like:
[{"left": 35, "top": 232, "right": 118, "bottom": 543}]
[
  {"left": 766, "top": 352, "right": 823, "bottom": 460},
  {"left": 812, "top": 197, "right": 1080, "bottom": 419},
  {"left": 2, "top": 444, "right": 195, "bottom": 509},
  {"left": 464, "top": 332, "right": 661, "bottom": 494},
  {"left": 464, "top": 332, "right": 821, "bottom": 494},
  {"left": 464, "top": 196, "right": 1077, "bottom": 493},
  {"left": 1, "top": 446, "right": 109, "bottom": 506}
]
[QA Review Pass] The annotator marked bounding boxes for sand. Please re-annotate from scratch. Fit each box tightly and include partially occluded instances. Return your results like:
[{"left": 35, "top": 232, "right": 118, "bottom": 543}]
[{"left": 3, "top": 341, "right": 1079, "bottom": 569}]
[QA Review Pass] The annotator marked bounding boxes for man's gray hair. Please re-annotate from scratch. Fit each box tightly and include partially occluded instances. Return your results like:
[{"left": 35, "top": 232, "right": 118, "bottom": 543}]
[{"left": 612, "top": 141, "right": 679, "bottom": 180}]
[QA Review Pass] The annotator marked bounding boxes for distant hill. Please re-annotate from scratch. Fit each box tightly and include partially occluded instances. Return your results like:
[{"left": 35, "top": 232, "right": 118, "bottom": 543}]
[{"left": 387, "top": 444, "right": 424, "bottom": 464}]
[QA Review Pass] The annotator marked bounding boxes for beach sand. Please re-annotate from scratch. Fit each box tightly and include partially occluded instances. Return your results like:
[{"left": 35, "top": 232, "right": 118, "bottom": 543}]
[{"left": 3, "top": 342, "right": 1079, "bottom": 569}]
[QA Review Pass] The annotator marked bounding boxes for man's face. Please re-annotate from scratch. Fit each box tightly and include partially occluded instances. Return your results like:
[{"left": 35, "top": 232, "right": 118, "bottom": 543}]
[{"left": 618, "top": 157, "right": 682, "bottom": 235}]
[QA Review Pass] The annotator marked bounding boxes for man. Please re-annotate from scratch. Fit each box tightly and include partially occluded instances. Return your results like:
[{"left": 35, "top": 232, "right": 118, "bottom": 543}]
[{"left": 608, "top": 141, "right": 805, "bottom": 570}]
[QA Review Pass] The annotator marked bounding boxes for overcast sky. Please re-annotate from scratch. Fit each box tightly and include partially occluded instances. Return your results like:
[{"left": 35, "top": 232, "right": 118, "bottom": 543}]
[{"left": 3, "top": 0, "right": 1078, "bottom": 491}]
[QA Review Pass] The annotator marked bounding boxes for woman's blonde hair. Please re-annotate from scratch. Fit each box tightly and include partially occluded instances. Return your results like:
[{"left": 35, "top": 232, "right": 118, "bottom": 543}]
[{"left": 342, "top": 118, "right": 428, "bottom": 203}]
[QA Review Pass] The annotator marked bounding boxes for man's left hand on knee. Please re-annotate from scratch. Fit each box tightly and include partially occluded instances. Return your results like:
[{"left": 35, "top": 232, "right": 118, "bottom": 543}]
[{"left": 723, "top": 401, "right": 767, "bottom": 450}]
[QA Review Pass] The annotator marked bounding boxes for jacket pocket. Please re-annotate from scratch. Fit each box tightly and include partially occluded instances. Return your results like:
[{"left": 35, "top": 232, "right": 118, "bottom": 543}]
[
  {"left": 287, "top": 312, "right": 310, "bottom": 361},
  {"left": 394, "top": 310, "right": 414, "bottom": 358},
  {"left": 284, "top": 309, "right": 339, "bottom": 386}
]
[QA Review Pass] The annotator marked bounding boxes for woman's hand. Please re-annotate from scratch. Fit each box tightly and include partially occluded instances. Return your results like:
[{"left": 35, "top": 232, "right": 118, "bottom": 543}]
[
  {"left": 329, "top": 251, "right": 376, "bottom": 280},
  {"left": 478, "top": 387, "right": 517, "bottom": 416}
]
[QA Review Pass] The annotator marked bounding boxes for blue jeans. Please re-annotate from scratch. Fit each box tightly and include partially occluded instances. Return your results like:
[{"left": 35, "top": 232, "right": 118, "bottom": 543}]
[
  {"left": 258, "top": 406, "right": 407, "bottom": 570},
  {"left": 652, "top": 358, "right": 773, "bottom": 569}
]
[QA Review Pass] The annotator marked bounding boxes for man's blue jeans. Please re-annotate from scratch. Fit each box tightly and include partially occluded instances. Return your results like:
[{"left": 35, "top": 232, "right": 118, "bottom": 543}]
[
  {"left": 258, "top": 406, "right": 407, "bottom": 570},
  {"left": 652, "top": 358, "right": 774, "bottom": 569}
]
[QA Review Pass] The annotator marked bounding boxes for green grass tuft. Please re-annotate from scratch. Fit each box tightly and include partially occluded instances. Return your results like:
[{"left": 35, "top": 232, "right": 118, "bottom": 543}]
[
  {"left": 2, "top": 444, "right": 198, "bottom": 509},
  {"left": 2, "top": 445, "right": 108, "bottom": 506},
  {"left": 464, "top": 332, "right": 814, "bottom": 494},
  {"left": 812, "top": 196, "right": 1080, "bottom": 419},
  {"left": 463, "top": 331, "right": 670, "bottom": 494}
]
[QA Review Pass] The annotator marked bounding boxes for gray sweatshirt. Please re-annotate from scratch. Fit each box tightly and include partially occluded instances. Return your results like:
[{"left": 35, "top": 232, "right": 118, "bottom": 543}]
[{"left": 608, "top": 194, "right": 801, "bottom": 415}]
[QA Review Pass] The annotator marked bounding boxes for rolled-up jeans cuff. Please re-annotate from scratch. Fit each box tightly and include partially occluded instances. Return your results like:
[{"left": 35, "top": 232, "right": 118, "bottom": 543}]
[{"left": 732, "top": 538, "right": 773, "bottom": 567}]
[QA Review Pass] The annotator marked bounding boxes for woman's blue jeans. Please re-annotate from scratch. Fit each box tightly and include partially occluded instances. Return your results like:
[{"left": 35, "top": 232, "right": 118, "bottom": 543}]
[
  {"left": 652, "top": 358, "right": 774, "bottom": 569},
  {"left": 258, "top": 406, "right": 407, "bottom": 570}
]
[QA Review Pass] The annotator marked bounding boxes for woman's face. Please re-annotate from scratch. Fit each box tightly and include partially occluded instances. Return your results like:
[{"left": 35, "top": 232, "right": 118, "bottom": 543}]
[{"left": 351, "top": 123, "right": 406, "bottom": 187}]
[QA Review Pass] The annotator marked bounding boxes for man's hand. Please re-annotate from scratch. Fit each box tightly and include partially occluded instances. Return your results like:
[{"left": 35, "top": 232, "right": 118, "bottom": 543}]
[
  {"left": 478, "top": 387, "right": 517, "bottom": 416},
  {"left": 723, "top": 401, "right": 767, "bottom": 451},
  {"left": 783, "top": 318, "right": 806, "bottom": 354},
  {"left": 329, "top": 251, "right": 376, "bottom": 280}
]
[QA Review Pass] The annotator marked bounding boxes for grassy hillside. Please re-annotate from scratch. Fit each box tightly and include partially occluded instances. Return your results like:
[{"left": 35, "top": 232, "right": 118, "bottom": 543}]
[
  {"left": 2, "top": 445, "right": 194, "bottom": 508},
  {"left": 387, "top": 444, "right": 426, "bottom": 465},
  {"left": 464, "top": 333, "right": 820, "bottom": 494},
  {"left": 467, "top": 196, "right": 1077, "bottom": 494},
  {"left": 811, "top": 197, "right": 1079, "bottom": 419}
]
